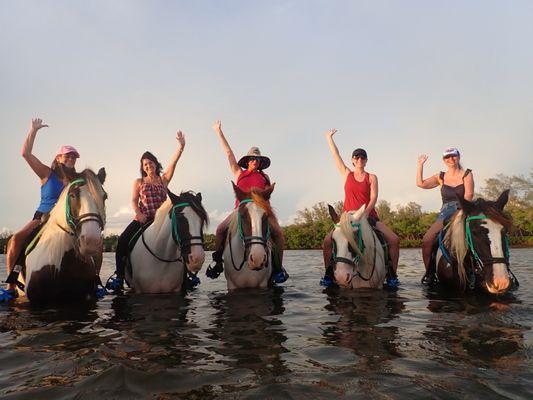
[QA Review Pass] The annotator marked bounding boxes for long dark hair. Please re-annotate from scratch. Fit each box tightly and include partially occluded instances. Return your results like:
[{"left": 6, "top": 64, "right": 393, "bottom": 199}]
[
  {"left": 140, "top": 151, "right": 163, "bottom": 177},
  {"left": 50, "top": 159, "right": 78, "bottom": 181}
]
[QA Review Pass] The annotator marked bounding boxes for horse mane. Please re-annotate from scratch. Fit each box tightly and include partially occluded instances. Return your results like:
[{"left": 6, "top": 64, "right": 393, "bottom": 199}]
[
  {"left": 444, "top": 197, "right": 513, "bottom": 288},
  {"left": 176, "top": 191, "right": 209, "bottom": 226},
  {"left": 80, "top": 169, "right": 106, "bottom": 224},
  {"left": 338, "top": 211, "right": 375, "bottom": 273},
  {"left": 228, "top": 188, "right": 275, "bottom": 237}
]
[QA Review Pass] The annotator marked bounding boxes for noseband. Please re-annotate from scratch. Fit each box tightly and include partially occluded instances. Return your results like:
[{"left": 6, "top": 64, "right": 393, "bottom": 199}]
[{"left": 228, "top": 198, "right": 271, "bottom": 271}]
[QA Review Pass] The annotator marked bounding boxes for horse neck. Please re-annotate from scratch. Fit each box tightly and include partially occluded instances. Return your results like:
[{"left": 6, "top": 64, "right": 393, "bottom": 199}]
[{"left": 145, "top": 208, "right": 178, "bottom": 256}]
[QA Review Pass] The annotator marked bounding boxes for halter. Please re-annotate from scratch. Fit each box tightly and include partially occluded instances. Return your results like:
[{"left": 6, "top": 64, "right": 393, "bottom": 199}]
[
  {"left": 141, "top": 202, "right": 205, "bottom": 265},
  {"left": 465, "top": 215, "right": 510, "bottom": 268},
  {"left": 228, "top": 198, "right": 271, "bottom": 271},
  {"left": 59, "top": 178, "right": 105, "bottom": 236},
  {"left": 332, "top": 221, "right": 377, "bottom": 282}
]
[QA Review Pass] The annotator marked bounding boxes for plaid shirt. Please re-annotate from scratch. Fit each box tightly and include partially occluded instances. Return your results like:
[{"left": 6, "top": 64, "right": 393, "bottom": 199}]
[{"left": 137, "top": 181, "right": 167, "bottom": 220}]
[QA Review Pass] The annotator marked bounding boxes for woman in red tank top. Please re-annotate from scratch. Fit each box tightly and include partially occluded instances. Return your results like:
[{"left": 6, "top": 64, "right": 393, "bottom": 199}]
[
  {"left": 322, "top": 128, "right": 400, "bottom": 285},
  {"left": 206, "top": 120, "right": 288, "bottom": 283}
]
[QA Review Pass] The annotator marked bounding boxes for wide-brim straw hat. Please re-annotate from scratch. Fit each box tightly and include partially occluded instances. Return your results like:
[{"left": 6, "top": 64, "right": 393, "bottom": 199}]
[{"left": 237, "top": 147, "right": 271, "bottom": 170}]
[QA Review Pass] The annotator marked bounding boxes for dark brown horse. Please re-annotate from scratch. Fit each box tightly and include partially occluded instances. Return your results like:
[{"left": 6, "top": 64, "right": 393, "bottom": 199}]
[{"left": 431, "top": 190, "right": 516, "bottom": 295}]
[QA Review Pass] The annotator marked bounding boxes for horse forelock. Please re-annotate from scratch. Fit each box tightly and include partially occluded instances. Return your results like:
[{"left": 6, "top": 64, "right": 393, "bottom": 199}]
[
  {"left": 250, "top": 190, "right": 275, "bottom": 218},
  {"left": 338, "top": 212, "right": 362, "bottom": 259},
  {"left": 177, "top": 191, "right": 209, "bottom": 227},
  {"left": 81, "top": 169, "right": 106, "bottom": 223}
]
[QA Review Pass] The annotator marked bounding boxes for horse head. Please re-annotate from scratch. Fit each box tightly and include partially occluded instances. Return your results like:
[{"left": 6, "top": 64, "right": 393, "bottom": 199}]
[
  {"left": 49, "top": 168, "right": 107, "bottom": 257},
  {"left": 450, "top": 189, "right": 512, "bottom": 295},
  {"left": 167, "top": 190, "right": 208, "bottom": 274},
  {"left": 232, "top": 182, "right": 275, "bottom": 271},
  {"left": 328, "top": 204, "right": 367, "bottom": 288}
]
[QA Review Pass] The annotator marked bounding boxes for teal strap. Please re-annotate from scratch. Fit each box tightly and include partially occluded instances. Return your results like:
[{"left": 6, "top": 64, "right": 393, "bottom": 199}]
[
  {"left": 65, "top": 179, "right": 87, "bottom": 230},
  {"left": 237, "top": 199, "right": 252, "bottom": 241},
  {"left": 171, "top": 202, "right": 190, "bottom": 244},
  {"left": 465, "top": 214, "right": 486, "bottom": 262}
]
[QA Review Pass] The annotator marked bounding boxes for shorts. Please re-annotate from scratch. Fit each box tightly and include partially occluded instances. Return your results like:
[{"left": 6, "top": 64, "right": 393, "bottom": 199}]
[{"left": 437, "top": 201, "right": 459, "bottom": 221}]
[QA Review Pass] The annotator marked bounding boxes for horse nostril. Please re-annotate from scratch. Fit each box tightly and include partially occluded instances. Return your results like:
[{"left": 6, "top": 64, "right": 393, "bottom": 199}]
[{"left": 250, "top": 254, "right": 254, "bottom": 263}]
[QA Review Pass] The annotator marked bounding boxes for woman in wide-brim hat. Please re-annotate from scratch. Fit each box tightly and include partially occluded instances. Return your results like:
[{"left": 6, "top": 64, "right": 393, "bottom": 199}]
[
  {"left": 205, "top": 120, "right": 288, "bottom": 284},
  {"left": 2, "top": 118, "right": 81, "bottom": 301},
  {"left": 416, "top": 147, "right": 474, "bottom": 283}
]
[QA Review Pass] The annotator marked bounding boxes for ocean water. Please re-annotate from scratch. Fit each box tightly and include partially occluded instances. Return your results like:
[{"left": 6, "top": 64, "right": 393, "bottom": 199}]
[{"left": 1, "top": 249, "right": 532, "bottom": 399}]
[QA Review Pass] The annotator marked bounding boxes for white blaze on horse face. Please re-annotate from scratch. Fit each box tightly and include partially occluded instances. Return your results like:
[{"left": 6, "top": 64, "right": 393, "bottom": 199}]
[
  {"left": 484, "top": 219, "right": 510, "bottom": 294},
  {"left": 182, "top": 207, "right": 205, "bottom": 273},
  {"left": 247, "top": 203, "right": 268, "bottom": 270},
  {"left": 332, "top": 228, "right": 354, "bottom": 288},
  {"left": 78, "top": 186, "right": 103, "bottom": 256}
]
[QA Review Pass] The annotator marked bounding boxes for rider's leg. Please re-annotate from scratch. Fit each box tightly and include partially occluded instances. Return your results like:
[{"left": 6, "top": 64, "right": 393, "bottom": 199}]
[
  {"left": 422, "top": 220, "right": 443, "bottom": 271},
  {"left": 375, "top": 221, "right": 400, "bottom": 273},
  {"left": 114, "top": 220, "right": 142, "bottom": 279},
  {"left": 268, "top": 216, "right": 289, "bottom": 283},
  {"left": 5, "top": 219, "right": 41, "bottom": 291},
  {"left": 206, "top": 215, "right": 231, "bottom": 278}
]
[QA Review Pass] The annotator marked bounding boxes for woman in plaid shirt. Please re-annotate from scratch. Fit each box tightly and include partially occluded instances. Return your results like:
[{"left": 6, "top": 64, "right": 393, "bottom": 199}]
[{"left": 106, "top": 131, "right": 186, "bottom": 292}]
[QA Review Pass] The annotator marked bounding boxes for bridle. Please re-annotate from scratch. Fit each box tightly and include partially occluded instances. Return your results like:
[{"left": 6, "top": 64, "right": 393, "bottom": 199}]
[
  {"left": 57, "top": 178, "right": 105, "bottom": 236},
  {"left": 228, "top": 198, "right": 271, "bottom": 271}
]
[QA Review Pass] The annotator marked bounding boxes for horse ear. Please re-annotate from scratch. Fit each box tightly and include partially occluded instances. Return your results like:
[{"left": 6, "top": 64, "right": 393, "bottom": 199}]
[
  {"left": 457, "top": 194, "right": 474, "bottom": 214},
  {"left": 328, "top": 204, "right": 340, "bottom": 224},
  {"left": 97, "top": 167, "right": 106, "bottom": 184},
  {"left": 168, "top": 190, "right": 179, "bottom": 204},
  {"left": 232, "top": 181, "right": 248, "bottom": 201},
  {"left": 495, "top": 189, "right": 510, "bottom": 210},
  {"left": 196, "top": 192, "right": 202, "bottom": 202},
  {"left": 263, "top": 183, "right": 275, "bottom": 200}
]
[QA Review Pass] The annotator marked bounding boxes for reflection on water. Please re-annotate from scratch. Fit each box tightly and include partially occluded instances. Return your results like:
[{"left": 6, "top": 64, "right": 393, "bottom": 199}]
[{"left": 0, "top": 249, "right": 532, "bottom": 398}]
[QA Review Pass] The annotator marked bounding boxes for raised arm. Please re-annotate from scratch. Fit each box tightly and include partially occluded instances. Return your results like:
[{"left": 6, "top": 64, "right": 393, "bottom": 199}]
[
  {"left": 416, "top": 154, "right": 439, "bottom": 189},
  {"left": 213, "top": 120, "right": 241, "bottom": 178},
  {"left": 161, "top": 130, "right": 185, "bottom": 185},
  {"left": 463, "top": 171, "right": 474, "bottom": 201},
  {"left": 21, "top": 118, "right": 51, "bottom": 182},
  {"left": 366, "top": 174, "right": 378, "bottom": 216},
  {"left": 325, "top": 129, "right": 350, "bottom": 177}
]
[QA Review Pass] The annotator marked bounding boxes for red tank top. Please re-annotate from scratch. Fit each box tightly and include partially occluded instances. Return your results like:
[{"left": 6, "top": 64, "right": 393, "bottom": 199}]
[
  {"left": 235, "top": 169, "right": 268, "bottom": 207},
  {"left": 343, "top": 172, "right": 378, "bottom": 219}
]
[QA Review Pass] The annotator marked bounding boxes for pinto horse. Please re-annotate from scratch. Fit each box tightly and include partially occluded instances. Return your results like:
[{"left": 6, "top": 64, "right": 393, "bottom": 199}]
[
  {"left": 430, "top": 190, "right": 517, "bottom": 295},
  {"left": 223, "top": 183, "right": 275, "bottom": 290},
  {"left": 127, "top": 191, "right": 208, "bottom": 294},
  {"left": 326, "top": 205, "right": 387, "bottom": 289},
  {"left": 21, "top": 168, "right": 107, "bottom": 303}
]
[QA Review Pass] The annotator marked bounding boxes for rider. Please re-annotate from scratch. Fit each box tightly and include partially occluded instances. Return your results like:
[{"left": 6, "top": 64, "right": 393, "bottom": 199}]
[
  {"left": 321, "top": 128, "right": 400, "bottom": 288},
  {"left": 105, "top": 131, "right": 186, "bottom": 292},
  {"left": 1, "top": 118, "right": 80, "bottom": 302},
  {"left": 205, "top": 120, "right": 289, "bottom": 283},
  {"left": 416, "top": 148, "right": 474, "bottom": 283}
]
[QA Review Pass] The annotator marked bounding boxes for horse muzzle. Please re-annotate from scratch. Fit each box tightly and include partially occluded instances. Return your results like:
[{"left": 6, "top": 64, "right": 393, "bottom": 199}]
[
  {"left": 186, "top": 247, "right": 205, "bottom": 273},
  {"left": 334, "top": 263, "right": 354, "bottom": 288}
]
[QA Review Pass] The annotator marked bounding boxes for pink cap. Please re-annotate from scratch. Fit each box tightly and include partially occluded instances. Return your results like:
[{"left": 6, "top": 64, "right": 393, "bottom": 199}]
[{"left": 57, "top": 145, "right": 80, "bottom": 158}]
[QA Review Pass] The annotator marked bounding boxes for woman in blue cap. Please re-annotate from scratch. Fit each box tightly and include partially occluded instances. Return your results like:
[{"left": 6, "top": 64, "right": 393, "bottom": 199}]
[{"left": 416, "top": 147, "right": 474, "bottom": 280}]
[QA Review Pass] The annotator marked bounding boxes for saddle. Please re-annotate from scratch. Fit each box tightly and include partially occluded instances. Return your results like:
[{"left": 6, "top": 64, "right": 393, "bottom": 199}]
[{"left": 124, "top": 219, "right": 155, "bottom": 278}]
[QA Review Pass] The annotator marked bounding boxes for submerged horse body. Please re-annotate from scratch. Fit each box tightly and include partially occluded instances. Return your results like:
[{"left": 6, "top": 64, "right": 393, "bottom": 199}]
[
  {"left": 223, "top": 183, "right": 275, "bottom": 290},
  {"left": 22, "top": 168, "right": 107, "bottom": 303},
  {"left": 431, "top": 190, "right": 515, "bottom": 295},
  {"left": 127, "top": 191, "right": 207, "bottom": 294},
  {"left": 326, "top": 205, "right": 387, "bottom": 289}
]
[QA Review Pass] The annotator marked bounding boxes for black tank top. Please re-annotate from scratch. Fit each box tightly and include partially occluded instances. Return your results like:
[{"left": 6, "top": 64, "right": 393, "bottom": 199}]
[{"left": 440, "top": 169, "right": 471, "bottom": 204}]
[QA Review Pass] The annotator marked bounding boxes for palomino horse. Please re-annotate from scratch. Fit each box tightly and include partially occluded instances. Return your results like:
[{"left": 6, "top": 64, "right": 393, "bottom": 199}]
[
  {"left": 127, "top": 191, "right": 208, "bottom": 294},
  {"left": 326, "top": 205, "right": 387, "bottom": 289},
  {"left": 21, "top": 168, "right": 107, "bottom": 303},
  {"left": 430, "top": 190, "right": 517, "bottom": 295},
  {"left": 223, "top": 183, "right": 275, "bottom": 290}
]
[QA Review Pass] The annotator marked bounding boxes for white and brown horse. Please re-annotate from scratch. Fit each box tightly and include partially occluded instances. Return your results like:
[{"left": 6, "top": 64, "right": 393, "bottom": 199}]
[
  {"left": 22, "top": 168, "right": 107, "bottom": 303},
  {"left": 223, "top": 183, "right": 275, "bottom": 290},
  {"left": 127, "top": 191, "right": 207, "bottom": 294},
  {"left": 326, "top": 205, "right": 387, "bottom": 289},
  {"left": 431, "top": 190, "right": 516, "bottom": 295}
]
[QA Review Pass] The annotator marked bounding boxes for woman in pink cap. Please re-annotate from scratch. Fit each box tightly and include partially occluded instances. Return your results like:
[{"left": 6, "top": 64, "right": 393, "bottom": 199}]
[
  {"left": 1, "top": 118, "right": 80, "bottom": 301},
  {"left": 416, "top": 147, "right": 474, "bottom": 282}
]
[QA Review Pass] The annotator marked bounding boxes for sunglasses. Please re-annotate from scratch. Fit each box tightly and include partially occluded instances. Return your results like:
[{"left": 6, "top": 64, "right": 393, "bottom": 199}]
[
  {"left": 443, "top": 154, "right": 458, "bottom": 159},
  {"left": 352, "top": 156, "right": 367, "bottom": 160}
]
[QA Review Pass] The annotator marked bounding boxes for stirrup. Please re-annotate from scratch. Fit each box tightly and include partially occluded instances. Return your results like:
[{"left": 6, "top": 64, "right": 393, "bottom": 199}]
[
  {"left": 184, "top": 273, "right": 201, "bottom": 291},
  {"left": 205, "top": 261, "right": 224, "bottom": 279},
  {"left": 105, "top": 274, "right": 124, "bottom": 293},
  {"left": 0, "top": 288, "right": 18, "bottom": 302},
  {"left": 272, "top": 267, "right": 289, "bottom": 284},
  {"left": 385, "top": 277, "right": 400, "bottom": 290},
  {"left": 421, "top": 272, "right": 438, "bottom": 286},
  {"left": 320, "top": 275, "right": 334, "bottom": 287}
]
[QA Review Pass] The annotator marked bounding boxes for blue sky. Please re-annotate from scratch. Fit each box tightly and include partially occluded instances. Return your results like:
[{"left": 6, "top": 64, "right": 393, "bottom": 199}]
[{"left": 1, "top": 0, "right": 532, "bottom": 234}]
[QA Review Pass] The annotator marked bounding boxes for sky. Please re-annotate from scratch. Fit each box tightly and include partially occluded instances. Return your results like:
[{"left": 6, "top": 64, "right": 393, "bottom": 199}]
[{"left": 1, "top": 0, "right": 532, "bottom": 235}]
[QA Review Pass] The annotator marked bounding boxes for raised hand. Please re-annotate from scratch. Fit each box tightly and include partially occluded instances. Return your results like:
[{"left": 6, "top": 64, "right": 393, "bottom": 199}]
[
  {"left": 31, "top": 118, "right": 48, "bottom": 132},
  {"left": 325, "top": 128, "right": 337, "bottom": 138},
  {"left": 213, "top": 120, "right": 222, "bottom": 133},
  {"left": 418, "top": 154, "right": 428, "bottom": 166},
  {"left": 176, "top": 130, "right": 185, "bottom": 150}
]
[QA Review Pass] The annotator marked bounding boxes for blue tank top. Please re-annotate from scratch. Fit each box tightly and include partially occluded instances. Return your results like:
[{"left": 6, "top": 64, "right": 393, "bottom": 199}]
[{"left": 37, "top": 172, "right": 65, "bottom": 213}]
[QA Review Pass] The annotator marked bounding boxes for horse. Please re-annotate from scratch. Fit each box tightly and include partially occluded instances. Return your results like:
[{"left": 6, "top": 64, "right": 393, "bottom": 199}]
[
  {"left": 127, "top": 191, "right": 208, "bottom": 294},
  {"left": 222, "top": 183, "right": 275, "bottom": 290},
  {"left": 20, "top": 168, "right": 107, "bottom": 303},
  {"left": 325, "top": 204, "right": 388, "bottom": 289},
  {"left": 429, "top": 189, "right": 517, "bottom": 295}
]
